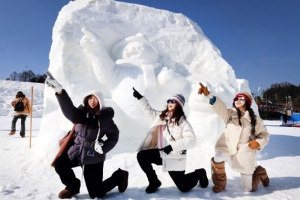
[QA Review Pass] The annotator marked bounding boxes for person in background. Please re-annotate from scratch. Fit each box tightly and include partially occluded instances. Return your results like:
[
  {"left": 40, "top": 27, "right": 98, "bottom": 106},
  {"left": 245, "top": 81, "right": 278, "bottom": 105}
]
[
  {"left": 282, "top": 108, "right": 288, "bottom": 124},
  {"left": 198, "top": 82, "right": 270, "bottom": 193},
  {"left": 45, "top": 74, "right": 128, "bottom": 199},
  {"left": 9, "top": 91, "right": 31, "bottom": 138},
  {"left": 132, "top": 87, "right": 208, "bottom": 194}
]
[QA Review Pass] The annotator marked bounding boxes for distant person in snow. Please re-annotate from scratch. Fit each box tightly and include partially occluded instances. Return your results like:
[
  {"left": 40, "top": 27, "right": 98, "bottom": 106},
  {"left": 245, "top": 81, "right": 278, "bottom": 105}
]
[
  {"left": 45, "top": 73, "right": 128, "bottom": 199},
  {"left": 282, "top": 108, "right": 288, "bottom": 124},
  {"left": 198, "top": 82, "right": 270, "bottom": 193},
  {"left": 9, "top": 91, "right": 31, "bottom": 138},
  {"left": 132, "top": 87, "right": 208, "bottom": 194}
]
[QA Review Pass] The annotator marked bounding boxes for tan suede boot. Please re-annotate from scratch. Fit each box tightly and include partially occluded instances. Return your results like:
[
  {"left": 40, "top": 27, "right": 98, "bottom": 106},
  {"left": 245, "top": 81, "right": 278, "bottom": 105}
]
[
  {"left": 251, "top": 165, "right": 270, "bottom": 192},
  {"left": 211, "top": 157, "right": 227, "bottom": 193},
  {"left": 9, "top": 130, "right": 16, "bottom": 135},
  {"left": 58, "top": 189, "right": 79, "bottom": 199}
]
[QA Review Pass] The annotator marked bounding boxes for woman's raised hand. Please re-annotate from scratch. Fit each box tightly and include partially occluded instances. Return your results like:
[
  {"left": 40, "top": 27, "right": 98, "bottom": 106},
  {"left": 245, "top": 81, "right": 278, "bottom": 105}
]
[
  {"left": 198, "top": 82, "right": 210, "bottom": 96},
  {"left": 45, "top": 70, "right": 63, "bottom": 94},
  {"left": 133, "top": 87, "right": 143, "bottom": 100}
]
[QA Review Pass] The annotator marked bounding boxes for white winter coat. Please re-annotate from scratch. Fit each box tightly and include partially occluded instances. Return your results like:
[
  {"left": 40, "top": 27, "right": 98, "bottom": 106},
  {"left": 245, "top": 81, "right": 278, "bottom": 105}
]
[
  {"left": 211, "top": 97, "right": 269, "bottom": 172},
  {"left": 137, "top": 97, "right": 196, "bottom": 171}
]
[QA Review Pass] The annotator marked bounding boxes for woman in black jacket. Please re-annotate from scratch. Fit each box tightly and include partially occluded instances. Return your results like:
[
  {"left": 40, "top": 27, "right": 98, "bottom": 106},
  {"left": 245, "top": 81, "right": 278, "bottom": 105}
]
[{"left": 46, "top": 74, "right": 128, "bottom": 199}]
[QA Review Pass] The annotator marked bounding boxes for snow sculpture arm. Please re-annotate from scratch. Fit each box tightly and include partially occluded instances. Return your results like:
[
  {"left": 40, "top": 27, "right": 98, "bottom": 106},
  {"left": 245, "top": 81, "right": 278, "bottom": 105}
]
[{"left": 80, "top": 27, "right": 115, "bottom": 87}]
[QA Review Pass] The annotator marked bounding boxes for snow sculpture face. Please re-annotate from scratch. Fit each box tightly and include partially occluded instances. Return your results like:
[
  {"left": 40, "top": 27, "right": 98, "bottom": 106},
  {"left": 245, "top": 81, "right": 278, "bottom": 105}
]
[
  {"left": 122, "top": 41, "right": 158, "bottom": 61},
  {"left": 112, "top": 33, "right": 159, "bottom": 63}
]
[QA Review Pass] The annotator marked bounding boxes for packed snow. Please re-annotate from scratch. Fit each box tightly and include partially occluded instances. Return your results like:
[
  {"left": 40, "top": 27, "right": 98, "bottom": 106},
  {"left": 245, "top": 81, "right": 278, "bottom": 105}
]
[{"left": 1, "top": 0, "right": 300, "bottom": 199}]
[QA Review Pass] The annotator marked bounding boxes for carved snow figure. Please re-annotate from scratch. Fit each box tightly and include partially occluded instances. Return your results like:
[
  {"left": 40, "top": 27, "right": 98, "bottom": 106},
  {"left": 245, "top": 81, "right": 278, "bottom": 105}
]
[{"left": 41, "top": 0, "right": 254, "bottom": 151}]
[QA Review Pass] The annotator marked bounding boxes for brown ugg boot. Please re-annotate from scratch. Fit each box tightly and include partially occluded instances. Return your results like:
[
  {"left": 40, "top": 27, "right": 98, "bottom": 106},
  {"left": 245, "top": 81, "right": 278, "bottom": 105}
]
[
  {"left": 211, "top": 157, "right": 227, "bottom": 193},
  {"left": 251, "top": 165, "right": 270, "bottom": 192},
  {"left": 9, "top": 130, "right": 16, "bottom": 135},
  {"left": 58, "top": 189, "right": 79, "bottom": 199}
]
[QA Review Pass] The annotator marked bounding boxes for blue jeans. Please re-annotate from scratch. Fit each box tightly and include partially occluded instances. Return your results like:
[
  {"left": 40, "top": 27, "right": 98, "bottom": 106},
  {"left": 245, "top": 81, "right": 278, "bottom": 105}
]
[{"left": 11, "top": 114, "right": 27, "bottom": 136}]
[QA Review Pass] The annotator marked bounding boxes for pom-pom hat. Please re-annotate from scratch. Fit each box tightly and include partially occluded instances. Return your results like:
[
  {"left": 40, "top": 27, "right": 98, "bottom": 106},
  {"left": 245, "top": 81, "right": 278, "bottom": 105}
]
[
  {"left": 170, "top": 94, "right": 185, "bottom": 108},
  {"left": 235, "top": 92, "right": 252, "bottom": 106}
]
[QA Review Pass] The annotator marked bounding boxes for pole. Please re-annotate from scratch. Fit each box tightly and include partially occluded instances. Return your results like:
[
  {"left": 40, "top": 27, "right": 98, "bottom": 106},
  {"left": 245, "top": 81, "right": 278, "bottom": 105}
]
[
  {"left": 30, "top": 87, "right": 33, "bottom": 148},
  {"left": 266, "top": 93, "right": 267, "bottom": 111}
]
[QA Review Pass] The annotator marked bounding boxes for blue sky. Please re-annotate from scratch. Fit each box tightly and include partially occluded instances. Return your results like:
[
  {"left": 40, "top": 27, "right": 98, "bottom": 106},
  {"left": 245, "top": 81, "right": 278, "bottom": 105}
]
[{"left": 0, "top": 0, "right": 299, "bottom": 93}]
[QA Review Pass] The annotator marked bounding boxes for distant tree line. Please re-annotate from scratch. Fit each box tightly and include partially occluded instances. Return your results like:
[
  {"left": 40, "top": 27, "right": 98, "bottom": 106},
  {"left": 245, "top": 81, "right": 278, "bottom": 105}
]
[
  {"left": 260, "top": 82, "right": 300, "bottom": 109},
  {"left": 8, "top": 70, "right": 46, "bottom": 83}
]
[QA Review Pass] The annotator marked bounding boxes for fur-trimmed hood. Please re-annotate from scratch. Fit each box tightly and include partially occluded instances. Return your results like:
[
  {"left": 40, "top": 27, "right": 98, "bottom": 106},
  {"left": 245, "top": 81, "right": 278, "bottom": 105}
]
[{"left": 82, "top": 90, "right": 105, "bottom": 110}]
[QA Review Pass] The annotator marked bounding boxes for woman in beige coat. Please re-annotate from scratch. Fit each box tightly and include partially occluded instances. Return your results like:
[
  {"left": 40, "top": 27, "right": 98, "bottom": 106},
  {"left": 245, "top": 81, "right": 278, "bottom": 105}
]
[
  {"left": 9, "top": 91, "right": 31, "bottom": 138},
  {"left": 198, "top": 83, "right": 270, "bottom": 193}
]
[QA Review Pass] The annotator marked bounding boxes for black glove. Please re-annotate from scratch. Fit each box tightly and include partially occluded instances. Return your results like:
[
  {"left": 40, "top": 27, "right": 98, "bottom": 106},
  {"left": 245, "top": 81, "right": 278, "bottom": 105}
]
[
  {"left": 158, "top": 145, "right": 173, "bottom": 155},
  {"left": 133, "top": 87, "right": 143, "bottom": 100}
]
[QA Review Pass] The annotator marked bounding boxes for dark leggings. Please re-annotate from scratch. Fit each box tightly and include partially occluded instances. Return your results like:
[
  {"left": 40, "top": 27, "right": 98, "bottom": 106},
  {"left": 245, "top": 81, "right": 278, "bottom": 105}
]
[
  {"left": 55, "top": 154, "right": 123, "bottom": 198},
  {"left": 137, "top": 149, "right": 199, "bottom": 192}
]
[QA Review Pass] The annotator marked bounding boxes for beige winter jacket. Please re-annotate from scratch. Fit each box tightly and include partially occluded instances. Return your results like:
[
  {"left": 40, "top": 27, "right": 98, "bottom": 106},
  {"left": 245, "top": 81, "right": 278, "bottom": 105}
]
[
  {"left": 137, "top": 97, "right": 196, "bottom": 171},
  {"left": 11, "top": 97, "right": 31, "bottom": 115},
  {"left": 211, "top": 97, "right": 269, "bottom": 172}
]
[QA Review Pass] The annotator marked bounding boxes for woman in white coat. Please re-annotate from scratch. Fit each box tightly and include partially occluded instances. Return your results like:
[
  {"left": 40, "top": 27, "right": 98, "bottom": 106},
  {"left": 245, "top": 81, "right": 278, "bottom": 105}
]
[
  {"left": 198, "top": 83, "right": 270, "bottom": 193},
  {"left": 133, "top": 88, "right": 208, "bottom": 194}
]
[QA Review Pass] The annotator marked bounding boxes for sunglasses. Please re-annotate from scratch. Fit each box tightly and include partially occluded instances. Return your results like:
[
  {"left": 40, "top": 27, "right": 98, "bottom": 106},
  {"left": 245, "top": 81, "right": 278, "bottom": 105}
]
[
  {"left": 233, "top": 97, "right": 245, "bottom": 101},
  {"left": 167, "top": 99, "right": 177, "bottom": 104}
]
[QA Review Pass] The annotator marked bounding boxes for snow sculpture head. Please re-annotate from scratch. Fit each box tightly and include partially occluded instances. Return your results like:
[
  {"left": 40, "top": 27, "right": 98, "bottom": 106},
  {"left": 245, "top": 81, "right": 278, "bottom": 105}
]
[{"left": 112, "top": 33, "right": 159, "bottom": 62}]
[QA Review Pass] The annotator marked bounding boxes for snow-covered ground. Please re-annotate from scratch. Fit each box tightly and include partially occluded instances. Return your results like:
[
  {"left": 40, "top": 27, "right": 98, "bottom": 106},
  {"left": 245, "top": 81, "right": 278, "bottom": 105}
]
[{"left": 1, "top": 80, "right": 300, "bottom": 200}]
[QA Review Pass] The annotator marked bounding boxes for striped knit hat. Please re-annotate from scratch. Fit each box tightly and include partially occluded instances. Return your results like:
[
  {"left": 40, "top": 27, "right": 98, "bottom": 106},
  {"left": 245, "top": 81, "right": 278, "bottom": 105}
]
[{"left": 170, "top": 94, "right": 185, "bottom": 108}]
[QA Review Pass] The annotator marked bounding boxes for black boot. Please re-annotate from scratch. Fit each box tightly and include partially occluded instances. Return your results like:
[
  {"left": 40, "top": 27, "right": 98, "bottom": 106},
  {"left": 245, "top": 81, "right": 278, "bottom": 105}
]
[
  {"left": 196, "top": 168, "right": 209, "bottom": 188},
  {"left": 118, "top": 169, "right": 129, "bottom": 193},
  {"left": 145, "top": 170, "right": 162, "bottom": 193}
]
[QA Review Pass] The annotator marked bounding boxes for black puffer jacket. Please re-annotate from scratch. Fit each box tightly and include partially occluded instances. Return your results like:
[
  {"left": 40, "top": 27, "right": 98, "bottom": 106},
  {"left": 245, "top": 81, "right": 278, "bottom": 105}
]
[{"left": 56, "top": 90, "right": 119, "bottom": 165}]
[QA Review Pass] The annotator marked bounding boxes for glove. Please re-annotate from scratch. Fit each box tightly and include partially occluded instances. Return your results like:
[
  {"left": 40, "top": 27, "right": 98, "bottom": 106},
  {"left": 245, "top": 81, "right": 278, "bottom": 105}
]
[
  {"left": 158, "top": 145, "right": 173, "bottom": 155},
  {"left": 198, "top": 82, "right": 211, "bottom": 96},
  {"left": 94, "top": 139, "right": 104, "bottom": 154},
  {"left": 249, "top": 140, "right": 260, "bottom": 149},
  {"left": 133, "top": 87, "right": 143, "bottom": 100},
  {"left": 45, "top": 77, "right": 63, "bottom": 94}
]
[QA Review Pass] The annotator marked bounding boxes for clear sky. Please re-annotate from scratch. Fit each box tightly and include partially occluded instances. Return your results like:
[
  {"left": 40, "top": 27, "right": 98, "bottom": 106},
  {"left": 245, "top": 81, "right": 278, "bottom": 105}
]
[{"left": 0, "top": 0, "right": 299, "bottom": 93}]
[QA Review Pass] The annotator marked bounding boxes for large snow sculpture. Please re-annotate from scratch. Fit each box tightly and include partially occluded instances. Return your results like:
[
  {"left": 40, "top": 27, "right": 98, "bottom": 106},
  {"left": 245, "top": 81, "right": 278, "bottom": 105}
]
[{"left": 41, "top": 0, "right": 254, "bottom": 148}]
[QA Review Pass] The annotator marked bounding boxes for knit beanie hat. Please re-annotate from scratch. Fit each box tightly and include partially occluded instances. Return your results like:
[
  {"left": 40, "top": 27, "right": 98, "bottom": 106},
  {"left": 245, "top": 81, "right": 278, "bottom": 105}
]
[
  {"left": 235, "top": 92, "right": 252, "bottom": 106},
  {"left": 170, "top": 94, "right": 185, "bottom": 108}
]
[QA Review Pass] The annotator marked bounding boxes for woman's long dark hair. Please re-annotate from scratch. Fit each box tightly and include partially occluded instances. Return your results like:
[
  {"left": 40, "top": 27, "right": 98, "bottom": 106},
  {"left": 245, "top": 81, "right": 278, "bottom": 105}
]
[
  {"left": 159, "top": 103, "right": 186, "bottom": 126},
  {"left": 233, "top": 101, "right": 256, "bottom": 134},
  {"left": 82, "top": 95, "right": 100, "bottom": 128}
]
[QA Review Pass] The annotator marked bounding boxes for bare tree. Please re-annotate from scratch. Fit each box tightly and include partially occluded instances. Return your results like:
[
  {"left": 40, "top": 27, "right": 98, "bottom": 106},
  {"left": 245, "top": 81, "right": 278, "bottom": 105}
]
[{"left": 10, "top": 71, "right": 18, "bottom": 81}]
